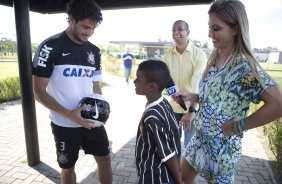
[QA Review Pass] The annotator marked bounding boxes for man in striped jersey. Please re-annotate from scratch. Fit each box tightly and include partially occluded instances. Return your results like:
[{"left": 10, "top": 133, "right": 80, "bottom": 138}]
[{"left": 134, "top": 60, "right": 182, "bottom": 184}]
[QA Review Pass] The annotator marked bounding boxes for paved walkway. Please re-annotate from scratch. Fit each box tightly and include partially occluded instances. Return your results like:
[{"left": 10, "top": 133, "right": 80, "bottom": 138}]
[{"left": 0, "top": 74, "right": 278, "bottom": 184}]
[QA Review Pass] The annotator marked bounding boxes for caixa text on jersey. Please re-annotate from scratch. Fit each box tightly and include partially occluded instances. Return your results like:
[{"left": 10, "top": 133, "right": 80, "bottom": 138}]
[{"left": 63, "top": 67, "right": 95, "bottom": 77}]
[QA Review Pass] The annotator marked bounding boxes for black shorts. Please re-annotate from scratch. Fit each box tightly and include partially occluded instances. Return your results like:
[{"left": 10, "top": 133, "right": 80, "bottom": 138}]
[{"left": 51, "top": 122, "right": 110, "bottom": 169}]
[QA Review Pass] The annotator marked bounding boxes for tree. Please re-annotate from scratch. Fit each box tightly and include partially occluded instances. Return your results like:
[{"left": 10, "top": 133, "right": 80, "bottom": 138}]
[
  {"left": 202, "top": 41, "right": 209, "bottom": 48},
  {"left": 0, "top": 37, "right": 17, "bottom": 54}
]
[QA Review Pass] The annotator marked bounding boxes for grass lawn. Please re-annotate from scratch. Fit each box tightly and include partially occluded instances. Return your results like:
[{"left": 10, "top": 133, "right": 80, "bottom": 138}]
[
  {"left": 260, "top": 62, "right": 282, "bottom": 71},
  {"left": 0, "top": 61, "right": 19, "bottom": 79}
]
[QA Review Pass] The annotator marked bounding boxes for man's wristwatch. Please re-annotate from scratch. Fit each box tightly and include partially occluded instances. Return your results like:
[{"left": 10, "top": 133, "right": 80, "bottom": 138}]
[{"left": 188, "top": 106, "right": 197, "bottom": 113}]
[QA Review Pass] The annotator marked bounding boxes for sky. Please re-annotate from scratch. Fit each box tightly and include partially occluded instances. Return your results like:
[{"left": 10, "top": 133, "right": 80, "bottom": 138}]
[{"left": 0, "top": 0, "right": 282, "bottom": 50}]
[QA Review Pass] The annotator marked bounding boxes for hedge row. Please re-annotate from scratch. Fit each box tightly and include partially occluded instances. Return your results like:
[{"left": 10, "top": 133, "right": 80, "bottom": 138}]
[
  {"left": 251, "top": 103, "right": 282, "bottom": 181},
  {"left": 0, "top": 76, "right": 21, "bottom": 102},
  {"left": 260, "top": 117, "right": 282, "bottom": 181}
]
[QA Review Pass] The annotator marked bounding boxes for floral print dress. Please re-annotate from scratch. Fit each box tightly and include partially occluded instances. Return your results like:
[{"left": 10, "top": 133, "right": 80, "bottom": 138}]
[{"left": 183, "top": 56, "right": 275, "bottom": 183}]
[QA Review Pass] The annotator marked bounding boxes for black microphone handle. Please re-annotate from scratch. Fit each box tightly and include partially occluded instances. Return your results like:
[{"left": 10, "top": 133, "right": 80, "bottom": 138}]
[{"left": 177, "top": 96, "right": 187, "bottom": 111}]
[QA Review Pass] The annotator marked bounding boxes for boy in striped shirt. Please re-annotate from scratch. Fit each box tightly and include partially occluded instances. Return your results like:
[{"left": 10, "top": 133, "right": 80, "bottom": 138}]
[{"left": 134, "top": 60, "right": 182, "bottom": 184}]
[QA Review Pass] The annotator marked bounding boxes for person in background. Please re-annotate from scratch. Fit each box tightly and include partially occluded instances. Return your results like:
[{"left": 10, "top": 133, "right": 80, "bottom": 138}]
[
  {"left": 122, "top": 48, "right": 134, "bottom": 84},
  {"left": 164, "top": 20, "right": 207, "bottom": 147},
  {"left": 32, "top": 0, "right": 112, "bottom": 183},
  {"left": 134, "top": 60, "right": 182, "bottom": 184},
  {"left": 175, "top": 0, "right": 282, "bottom": 183}
]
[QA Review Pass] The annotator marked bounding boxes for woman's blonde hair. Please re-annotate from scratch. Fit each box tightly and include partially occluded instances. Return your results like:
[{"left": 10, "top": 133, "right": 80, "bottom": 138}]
[{"left": 204, "top": 0, "right": 266, "bottom": 87}]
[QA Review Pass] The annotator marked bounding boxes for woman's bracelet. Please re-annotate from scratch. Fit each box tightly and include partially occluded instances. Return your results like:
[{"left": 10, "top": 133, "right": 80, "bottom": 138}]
[
  {"left": 240, "top": 118, "right": 246, "bottom": 131},
  {"left": 232, "top": 119, "right": 243, "bottom": 138}
]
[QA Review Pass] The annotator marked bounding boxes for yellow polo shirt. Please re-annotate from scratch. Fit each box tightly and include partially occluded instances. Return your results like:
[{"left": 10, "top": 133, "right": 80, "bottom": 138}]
[{"left": 164, "top": 42, "right": 207, "bottom": 113}]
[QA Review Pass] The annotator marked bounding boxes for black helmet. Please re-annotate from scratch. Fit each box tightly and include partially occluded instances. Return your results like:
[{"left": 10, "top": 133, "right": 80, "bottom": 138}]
[{"left": 79, "top": 94, "right": 111, "bottom": 124}]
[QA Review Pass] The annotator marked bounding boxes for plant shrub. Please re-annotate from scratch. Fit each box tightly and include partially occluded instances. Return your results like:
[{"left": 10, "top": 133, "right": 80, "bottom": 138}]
[
  {"left": 102, "top": 54, "right": 140, "bottom": 80},
  {"left": 0, "top": 77, "right": 21, "bottom": 102},
  {"left": 250, "top": 102, "right": 282, "bottom": 181},
  {"left": 263, "top": 118, "right": 282, "bottom": 181}
]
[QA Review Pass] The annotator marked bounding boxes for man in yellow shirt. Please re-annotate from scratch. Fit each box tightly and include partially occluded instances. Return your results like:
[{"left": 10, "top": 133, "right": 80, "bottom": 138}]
[{"left": 164, "top": 20, "right": 207, "bottom": 146}]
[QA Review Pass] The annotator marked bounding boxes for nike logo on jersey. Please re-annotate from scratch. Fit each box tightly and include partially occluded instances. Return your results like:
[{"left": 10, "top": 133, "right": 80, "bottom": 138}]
[
  {"left": 62, "top": 53, "right": 71, "bottom": 56},
  {"left": 92, "top": 101, "right": 99, "bottom": 119}
]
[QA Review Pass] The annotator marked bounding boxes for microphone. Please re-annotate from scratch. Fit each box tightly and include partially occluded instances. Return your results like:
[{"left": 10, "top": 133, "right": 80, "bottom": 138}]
[{"left": 165, "top": 79, "right": 187, "bottom": 111}]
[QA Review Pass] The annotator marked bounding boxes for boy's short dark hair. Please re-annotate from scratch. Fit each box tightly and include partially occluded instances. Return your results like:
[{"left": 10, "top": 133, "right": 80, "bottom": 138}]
[
  {"left": 66, "top": 0, "right": 103, "bottom": 25},
  {"left": 137, "top": 60, "right": 172, "bottom": 92}
]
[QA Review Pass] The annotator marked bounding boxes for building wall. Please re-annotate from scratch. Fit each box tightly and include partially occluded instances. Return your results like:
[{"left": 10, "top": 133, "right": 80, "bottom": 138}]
[{"left": 267, "top": 52, "right": 282, "bottom": 64}]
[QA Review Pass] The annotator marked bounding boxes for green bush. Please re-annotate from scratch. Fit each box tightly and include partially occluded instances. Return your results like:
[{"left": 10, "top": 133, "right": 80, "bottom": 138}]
[
  {"left": 263, "top": 119, "right": 282, "bottom": 181},
  {"left": 102, "top": 54, "right": 141, "bottom": 79},
  {"left": 250, "top": 102, "right": 282, "bottom": 181},
  {"left": 0, "top": 76, "right": 21, "bottom": 102},
  {"left": 103, "top": 56, "right": 124, "bottom": 77},
  {"left": 266, "top": 119, "right": 282, "bottom": 162}
]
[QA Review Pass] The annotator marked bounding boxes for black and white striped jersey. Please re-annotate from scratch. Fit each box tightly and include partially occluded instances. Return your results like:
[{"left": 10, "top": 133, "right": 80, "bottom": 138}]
[
  {"left": 135, "top": 96, "right": 181, "bottom": 184},
  {"left": 32, "top": 31, "right": 102, "bottom": 127}
]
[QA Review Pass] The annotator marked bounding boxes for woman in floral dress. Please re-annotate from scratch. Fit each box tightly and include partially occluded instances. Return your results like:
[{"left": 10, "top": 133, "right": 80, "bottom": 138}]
[{"left": 174, "top": 0, "right": 282, "bottom": 183}]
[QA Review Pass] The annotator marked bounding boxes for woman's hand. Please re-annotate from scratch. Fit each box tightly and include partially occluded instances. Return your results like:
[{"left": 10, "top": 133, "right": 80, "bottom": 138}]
[
  {"left": 222, "top": 119, "right": 234, "bottom": 136},
  {"left": 180, "top": 113, "right": 195, "bottom": 131},
  {"left": 171, "top": 91, "right": 191, "bottom": 102},
  {"left": 171, "top": 91, "right": 199, "bottom": 103}
]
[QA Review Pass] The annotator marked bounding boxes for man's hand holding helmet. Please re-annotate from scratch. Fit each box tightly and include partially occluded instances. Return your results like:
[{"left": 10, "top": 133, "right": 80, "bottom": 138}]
[
  {"left": 78, "top": 94, "right": 111, "bottom": 129},
  {"left": 63, "top": 106, "right": 100, "bottom": 129}
]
